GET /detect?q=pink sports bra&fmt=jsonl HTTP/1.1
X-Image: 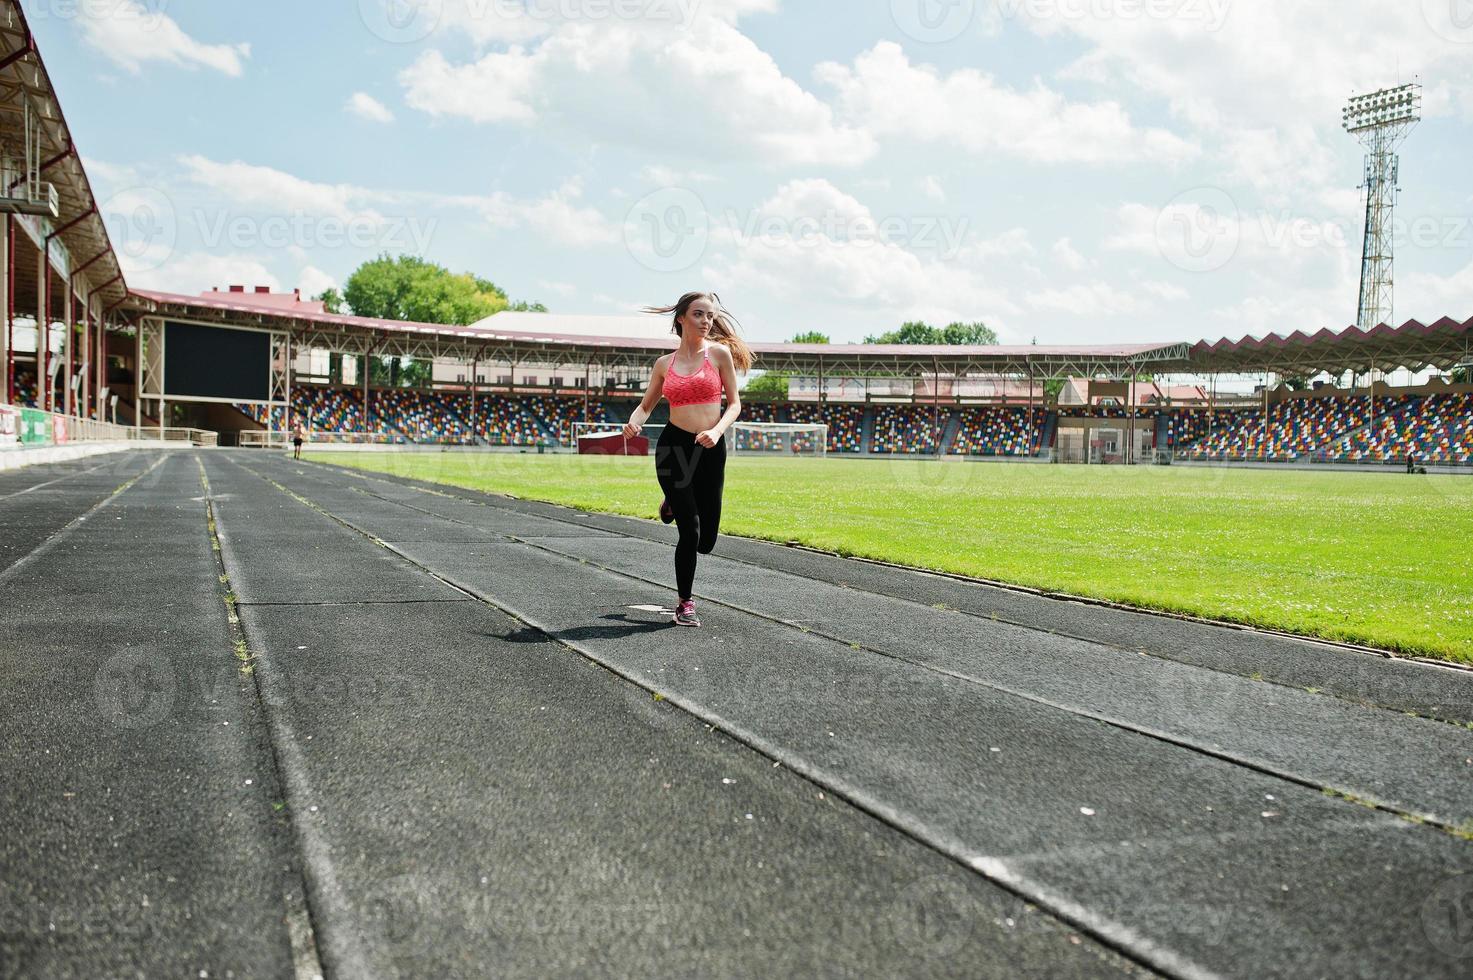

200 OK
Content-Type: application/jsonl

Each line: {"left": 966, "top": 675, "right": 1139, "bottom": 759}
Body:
{"left": 663, "top": 347, "right": 723, "bottom": 408}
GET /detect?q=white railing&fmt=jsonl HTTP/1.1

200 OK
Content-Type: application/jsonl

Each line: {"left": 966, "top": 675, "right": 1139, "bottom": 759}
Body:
{"left": 1, "top": 404, "right": 141, "bottom": 447}
{"left": 139, "top": 427, "right": 218, "bottom": 447}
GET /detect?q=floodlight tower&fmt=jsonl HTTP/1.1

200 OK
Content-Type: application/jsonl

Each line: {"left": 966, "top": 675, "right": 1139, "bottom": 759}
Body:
{"left": 1342, "top": 83, "right": 1421, "bottom": 332}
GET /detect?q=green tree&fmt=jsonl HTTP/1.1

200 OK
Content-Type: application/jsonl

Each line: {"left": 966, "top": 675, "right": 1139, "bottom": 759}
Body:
{"left": 315, "top": 288, "right": 345, "bottom": 314}
{"left": 745, "top": 331, "right": 830, "bottom": 398}
{"left": 1451, "top": 366, "right": 1469, "bottom": 385}
{"left": 940, "top": 321, "right": 998, "bottom": 345}
{"left": 864, "top": 320, "right": 997, "bottom": 345}
{"left": 742, "top": 372, "right": 790, "bottom": 398}
{"left": 342, "top": 254, "right": 544, "bottom": 326}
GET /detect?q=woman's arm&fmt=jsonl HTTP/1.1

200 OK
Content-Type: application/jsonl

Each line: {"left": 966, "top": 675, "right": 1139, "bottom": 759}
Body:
{"left": 622, "top": 357, "right": 667, "bottom": 438}
{"left": 698, "top": 345, "right": 742, "bottom": 447}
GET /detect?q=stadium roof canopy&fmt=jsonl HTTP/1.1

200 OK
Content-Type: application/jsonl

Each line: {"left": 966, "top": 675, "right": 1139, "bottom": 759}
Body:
{"left": 0, "top": 0, "right": 128, "bottom": 311}
{"left": 1186, "top": 317, "right": 1473, "bottom": 376}
{"left": 127, "top": 288, "right": 1192, "bottom": 379}
{"left": 128, "top": 289, "right": 1472, "bottom": 380}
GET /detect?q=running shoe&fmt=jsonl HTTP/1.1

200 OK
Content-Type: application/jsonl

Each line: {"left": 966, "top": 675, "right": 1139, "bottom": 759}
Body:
{"left": 659, "top": 499, "right": 675, "bottom": 524}
{"left": 673, "top": 599, "right": 700, "bottom": 627}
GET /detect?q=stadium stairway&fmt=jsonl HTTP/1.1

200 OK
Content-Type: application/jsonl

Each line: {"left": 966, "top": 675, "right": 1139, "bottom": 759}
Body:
{"left": 858, "top": 405, "right": 876, "bottom": 454}
{"left": 1038, "top": 410, "right": 1057, "bottom": 454}
{"left": 938, "top": 412, "right": 962, "bottom": 455}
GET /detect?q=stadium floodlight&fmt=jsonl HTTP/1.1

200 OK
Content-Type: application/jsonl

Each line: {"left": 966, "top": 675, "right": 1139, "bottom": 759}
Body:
{"left": 1342, "top": 82, "right": 1421, "bottom": 333}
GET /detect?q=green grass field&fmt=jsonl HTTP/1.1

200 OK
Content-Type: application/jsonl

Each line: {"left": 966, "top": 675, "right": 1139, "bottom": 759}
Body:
{"left": 308, "top": 451, "right": 1473, "bottom": 663}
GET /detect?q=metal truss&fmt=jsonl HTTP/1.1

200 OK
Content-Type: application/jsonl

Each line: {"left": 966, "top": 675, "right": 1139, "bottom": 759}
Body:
{"left": 137, "top": 316, "right": 163, "bottom": 400}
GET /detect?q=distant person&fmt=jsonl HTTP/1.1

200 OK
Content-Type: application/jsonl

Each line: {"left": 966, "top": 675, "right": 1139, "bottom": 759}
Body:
{"left": 623, "top": 292, "right": 751, "bottom": 627}
{"left": 1406, "top": 451, "right": 1415, "bottom": 474}
{"left": 292, "top": 428, "right": 304, "bottom": 460}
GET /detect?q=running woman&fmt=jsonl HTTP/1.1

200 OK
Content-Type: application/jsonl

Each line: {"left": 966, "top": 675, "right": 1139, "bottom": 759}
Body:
{"left": 623, "top": 292, "right": 752, "bottom": 627}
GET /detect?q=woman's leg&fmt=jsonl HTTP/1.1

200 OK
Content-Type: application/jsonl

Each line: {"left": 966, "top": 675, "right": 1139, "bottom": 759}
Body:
{"left": 656, "top": 429, "right": 702, "bottom": 600}
{"left": 693, "top": 435, "right": 726, "bottom": 555}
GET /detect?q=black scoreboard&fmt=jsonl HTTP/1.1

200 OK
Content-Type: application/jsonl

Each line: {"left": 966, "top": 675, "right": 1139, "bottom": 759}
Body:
{"left": 163, "top": 321, "right": 271, "bottom": 401}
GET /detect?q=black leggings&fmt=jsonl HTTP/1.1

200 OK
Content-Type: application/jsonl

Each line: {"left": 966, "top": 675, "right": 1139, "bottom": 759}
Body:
{"left": 656, "top": 424, "right": 726, "bottom": 600}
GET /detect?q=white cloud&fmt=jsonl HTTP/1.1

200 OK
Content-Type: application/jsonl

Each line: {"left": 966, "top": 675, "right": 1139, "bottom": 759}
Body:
{"left": 1026, "top": 281, "right": 1142, "bottom": 317}
{"left": 297, "top": 265, "right": 338, "bottom": 300}
{"left": 1017, "top": 2, "right": 1473, "bottom": 202}
{"left": 1051, "top": 237, "right": 1089, "bottom": 271}
{"left": 474, "top": 178, "right": 619, "bottom": 247}
{"left": 346, "top": 92, "right": 395, "bottom": 124}
{"left": 1140, "top": 279, "right": 1190, "bottom": 303}
{"left": 180, "top": 156, "right": 376, "bottom": 222}
{"left": 401, "top": 16, "right": 874, "bottom": 167}
{"left": 538, "top": 279, "right": 578, "bottom": 297}
{"left": 76, "top": 1, "right": 249, "bottom": 76}
{"left": 919, "top": 175, "right": 946, "bottom": 202}
{"left": 130, "top": 252, "right": 278, "bottom": 294}
{"left": 815, "top": 42, "right": 1198, "bottom": 165}
{"left": 703, "top": 178, "right": 1018, "bottom": 332}
{"left": 1402, "top": 259, "right": 1473, "bottom": 324}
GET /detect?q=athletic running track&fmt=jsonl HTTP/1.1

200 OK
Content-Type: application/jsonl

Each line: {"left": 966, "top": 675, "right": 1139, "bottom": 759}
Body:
{"left": 2, "top": 449, "right": 1472, "bottom": 978}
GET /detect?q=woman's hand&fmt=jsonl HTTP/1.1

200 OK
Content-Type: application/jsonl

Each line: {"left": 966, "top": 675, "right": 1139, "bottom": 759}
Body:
{"left": 696, "top": 429, "right": 718, "bottom": 448}
{"left": 622, "top": 421, "right": 642, "bottom": 439}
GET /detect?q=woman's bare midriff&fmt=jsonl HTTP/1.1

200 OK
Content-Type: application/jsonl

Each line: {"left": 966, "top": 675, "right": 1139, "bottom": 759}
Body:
{"left": 667, "top": 403, "right": 723, "bottom": 435}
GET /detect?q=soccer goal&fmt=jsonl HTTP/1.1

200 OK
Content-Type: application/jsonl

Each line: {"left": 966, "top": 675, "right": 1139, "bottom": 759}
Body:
{"left": 729, "top": 421, "right": 827, "bottom": 457}
{"left": 570, "top": 420, "right": 827, "bottom": 457}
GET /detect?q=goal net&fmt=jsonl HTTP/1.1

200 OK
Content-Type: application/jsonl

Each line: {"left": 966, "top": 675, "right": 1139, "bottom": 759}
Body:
{"left": 730, "top": 421, "right": 827, "bottom": 457}
{"left": 570, "top": 421, "right": 827, "bottom": 456}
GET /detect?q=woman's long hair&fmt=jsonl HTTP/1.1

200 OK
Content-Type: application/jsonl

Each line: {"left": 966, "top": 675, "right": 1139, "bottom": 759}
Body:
{"left": 642, "top": 292, "right": 754, "bottom": 373}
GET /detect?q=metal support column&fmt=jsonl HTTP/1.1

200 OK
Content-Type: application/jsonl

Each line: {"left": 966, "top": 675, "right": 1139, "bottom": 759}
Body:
{"left": 37, "top": 245, "right": 47, "bottom": 411}
{"left": 932, "top": 354, "right": 941, "bottom": 458}
{"left": 470, "top": 356, "right": 478, "bottom": 442}
{"left": 0, "top": 217, "right": 7, "bottom": 405}
{"left": 62, "top": 280, "right": 73, "bottom": 417}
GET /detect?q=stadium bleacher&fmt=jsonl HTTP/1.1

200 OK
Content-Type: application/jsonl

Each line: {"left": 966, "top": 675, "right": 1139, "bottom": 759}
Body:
{"left": 949, "top": 406, "right": 1041, "bottom": 456}
{"left": 220, "top": 384, "right": 1473, "bottom": 463}
{"left": 1174, "top": 396, "right": 1416, "bottom": 460}
{"left": 870, "top": 405, "right": 941, "bottom": 454}
{"left": 789, "top": 402, "right": 864, "bottom": 453}
{"left": 1332, "top": 393, "right": 1473, "bottom": 463}
{"left": 13, "top": 370, "right": 38, "bottom": 408}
